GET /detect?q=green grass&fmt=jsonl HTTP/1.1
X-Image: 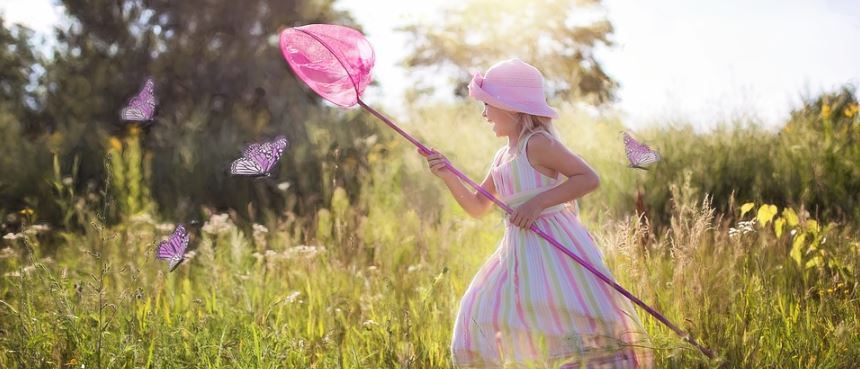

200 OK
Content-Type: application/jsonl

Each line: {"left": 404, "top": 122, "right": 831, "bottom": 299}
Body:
{"left": 1, "top": 103, "right": 859, "bottom": 368}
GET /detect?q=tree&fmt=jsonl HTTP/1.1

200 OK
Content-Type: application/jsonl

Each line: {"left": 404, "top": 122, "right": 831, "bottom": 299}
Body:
{"left": 24, "top": 0, "right": 382, "bottom": 226}
{"left": 0, "top": 16, "right": 40, "bottom": 131}
{"left": 401, "top": 0, "right": 617, "bottom": 106}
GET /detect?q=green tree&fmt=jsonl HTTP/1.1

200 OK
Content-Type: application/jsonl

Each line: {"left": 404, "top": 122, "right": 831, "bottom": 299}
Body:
{"left": 30, "top": 0, "right": 382, "bottom": 225}
{"left": 401, "top": 0, "right": 617, "bottom": 106}
{"left": 0, "top": 17, "right": 40, "bottom": 122}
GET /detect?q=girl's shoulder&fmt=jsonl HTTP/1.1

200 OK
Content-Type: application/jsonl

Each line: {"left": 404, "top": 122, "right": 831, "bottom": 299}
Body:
{"left": 522, "top": 130, "right": 563, "bottom": 154}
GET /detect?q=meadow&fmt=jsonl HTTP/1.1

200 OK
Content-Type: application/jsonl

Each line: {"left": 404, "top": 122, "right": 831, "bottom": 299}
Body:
{"left": 1, "top": 101, "right": 860, "bottom": 368}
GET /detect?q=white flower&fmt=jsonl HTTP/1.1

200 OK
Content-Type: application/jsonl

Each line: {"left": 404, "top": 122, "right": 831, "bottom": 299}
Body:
{"left": 277, "top": 182, "right": 291, "bottom": 192}
{"left": 252, "top": 224, "right": 268, "bottom": 235}
{"left": 285, "top": 291, "right": 301, "bottom": 304}
{"left": 202, "top": 213, "right": 233, "bottom": 235}
{"left": 0, "top": 247, "right": 17, "bottom": 259}
{"left": 362, "top": 319, "right": 378, "bottom": 329}
{"left": 23, "top": 224, "right": 50, "bottom": 235}
{"left": 252, "top": 224, "right": 268, "bottom": 247}
{"left": 62, "top": 177, "right": 73, "bottom": 186}
{"left": 729, "top": 220, "right": 756, "bottom": 238}
{"left": 284, "top": 245, "right": 325, "bottom": 260}
{"left": 3, "top": 233, "right": 22, "bottom": 241}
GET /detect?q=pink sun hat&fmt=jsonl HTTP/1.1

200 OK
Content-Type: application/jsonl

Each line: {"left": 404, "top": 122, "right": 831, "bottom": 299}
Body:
{"left": 468, "top": 58, "right": 559, "bottom": 119}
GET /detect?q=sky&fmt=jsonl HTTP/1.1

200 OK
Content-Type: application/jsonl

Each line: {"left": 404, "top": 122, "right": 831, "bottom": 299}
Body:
{"left": 2, "top": 0, "right": 859, "bottom": 130}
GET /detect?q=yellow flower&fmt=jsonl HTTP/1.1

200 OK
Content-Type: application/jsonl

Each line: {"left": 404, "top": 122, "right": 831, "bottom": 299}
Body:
{"left": 844, "top": 103, "right": 859, "bottom": 118}
{"left": 820, "top": 103, "right": 831, "bottom": 120}
{"left": 109, "top": 137, "right": 122, "bottom": 151}
{"left": 129, "top": 125, "right": 141, "bottom": 137}
{"left": 18, "top": 208, "right": 34, "bottom": 217}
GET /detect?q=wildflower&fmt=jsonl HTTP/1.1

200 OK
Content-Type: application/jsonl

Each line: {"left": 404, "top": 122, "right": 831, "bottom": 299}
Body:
{"left": 285, "top": 291, "right": 301, "bottom": 304}
{"left": 253, "top": 223, "right": 268, "bottom": 236}
{"left": 3, "top": 233, "right": 22, "bottom": 241}
{"left": 284, "top": 245, "right": 325, "bottom": 260}
{"left": 277, "top": 182, "right": 291, "bottom": 192}
{"left": 23, "top": 224, "right": 50, "bottom": 236}
{"left": 362, "top": 319, "right": 378, "bottom": 330}
{"left": 62, "top": 177, "right": 73, "bottom": 186}
{"left": 202, "top": 213, "right": 233, "bottom": 236}
{"left": 108, "top": 137, "right": 123, "bottom": 151}
{"left": 252, "top": 224, "right": 268, "bottom": 248}
{"left": 728, "top": 220, "right": 756, "bottom": 238}
{"left": 821, "top": 103, "right": 832, "bottom": 120}
{"left": 844, "top": 103, "right": 859, "bottom": 118}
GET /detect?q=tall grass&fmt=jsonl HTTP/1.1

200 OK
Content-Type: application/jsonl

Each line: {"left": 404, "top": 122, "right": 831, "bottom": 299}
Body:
{"left": 1, "top": 103, "right": 859, "bottom": 368}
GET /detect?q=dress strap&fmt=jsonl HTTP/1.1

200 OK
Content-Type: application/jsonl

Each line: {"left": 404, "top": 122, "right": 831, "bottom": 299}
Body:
{"left": 517, "top": 129, "right": 553, "bottom": 155}
{"left": 491, "top": 146, "right": 506, "bottom": 168}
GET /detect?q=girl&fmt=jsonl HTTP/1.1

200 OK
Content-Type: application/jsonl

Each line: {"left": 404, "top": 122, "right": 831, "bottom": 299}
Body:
{"left": 421, "top": 59, "right": 652, "bottom": 368}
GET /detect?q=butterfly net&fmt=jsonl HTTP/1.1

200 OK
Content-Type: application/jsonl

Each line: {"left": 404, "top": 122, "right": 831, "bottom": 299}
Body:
{"left": 279, "top": 24, "right": 375, "bottom": 107}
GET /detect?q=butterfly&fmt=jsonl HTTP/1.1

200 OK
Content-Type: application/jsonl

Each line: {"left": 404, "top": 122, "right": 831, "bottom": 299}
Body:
{"left": 156, "top": 224, "right": 189, "bottom": 272}
{"left": 623, "top": 132, "right": 661, "bottom": 170}
{"left": 120, "top": 78, "right": 157, "bottom": 122}
{"left": 230, "top": 136, "right": 290, "bottom": 177}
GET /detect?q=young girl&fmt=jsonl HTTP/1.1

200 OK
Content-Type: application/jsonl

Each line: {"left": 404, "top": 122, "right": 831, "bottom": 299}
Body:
{"left": 421, "top": 59, "right": 652, "bottom": 368}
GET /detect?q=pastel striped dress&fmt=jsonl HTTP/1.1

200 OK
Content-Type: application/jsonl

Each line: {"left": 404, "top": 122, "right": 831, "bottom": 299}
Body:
{"left": 451, "top": 131, "right": 653, "bottom": 369}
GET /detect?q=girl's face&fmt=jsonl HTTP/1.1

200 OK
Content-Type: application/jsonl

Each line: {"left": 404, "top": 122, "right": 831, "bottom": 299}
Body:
{"left": 482, "top": 102, "right": 519, "bottom": 137}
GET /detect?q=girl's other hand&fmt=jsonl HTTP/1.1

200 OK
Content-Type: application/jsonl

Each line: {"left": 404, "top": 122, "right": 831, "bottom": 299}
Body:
{"left": 418, "top": 148, "right": 455, "bottom": 180}
{"left": 510, "top": 197, "right": 545, "bottom": 229}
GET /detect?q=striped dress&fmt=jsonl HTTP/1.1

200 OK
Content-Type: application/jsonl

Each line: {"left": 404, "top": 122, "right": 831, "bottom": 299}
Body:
{"left": 451, "top": 131, "right": 653, "bottom": 369}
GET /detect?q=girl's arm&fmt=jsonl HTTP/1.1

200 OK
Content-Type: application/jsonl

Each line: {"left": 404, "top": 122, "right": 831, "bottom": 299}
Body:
{"left": 419, "top": 149, "right": 496, "bottom": 218}
{"left": 509, "top": 134, "right": 600, "bottom": 228}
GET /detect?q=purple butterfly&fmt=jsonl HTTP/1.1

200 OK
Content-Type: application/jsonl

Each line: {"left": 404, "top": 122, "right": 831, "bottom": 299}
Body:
{"left": 623, "top": 132, "right": 661, "bottom": 170}
{"left": 156, "top": 224, "right": 189, "bottom": 272}
{"left": 120, "top": 78, "right": 157, "bottom": 121}
{"left": 230, "top": 136, "right": 289, "bottom": 177}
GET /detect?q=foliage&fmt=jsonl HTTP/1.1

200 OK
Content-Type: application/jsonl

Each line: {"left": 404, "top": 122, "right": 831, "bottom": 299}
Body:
{"left": 400, "top": 0, "right": 617, "bottom": 105}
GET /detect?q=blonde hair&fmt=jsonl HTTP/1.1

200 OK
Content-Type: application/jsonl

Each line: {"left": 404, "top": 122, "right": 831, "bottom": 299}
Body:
{"left": 514, "top": 112, "right": 559, "bottom": 142}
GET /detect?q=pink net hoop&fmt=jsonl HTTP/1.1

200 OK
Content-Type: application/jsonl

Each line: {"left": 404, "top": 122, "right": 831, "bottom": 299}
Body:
{"left": 279, "top": 24, "right": 375, "bottom": 107}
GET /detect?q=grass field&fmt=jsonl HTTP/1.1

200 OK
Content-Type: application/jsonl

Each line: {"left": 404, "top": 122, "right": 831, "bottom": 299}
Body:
{"left": 2, "top": 104, "right": 859, "bottom": 368}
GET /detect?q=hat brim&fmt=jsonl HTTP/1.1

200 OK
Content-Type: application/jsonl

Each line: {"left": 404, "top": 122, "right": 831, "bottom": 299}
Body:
{"left": 468, "top": 72, "right": 559, "bottom": 119}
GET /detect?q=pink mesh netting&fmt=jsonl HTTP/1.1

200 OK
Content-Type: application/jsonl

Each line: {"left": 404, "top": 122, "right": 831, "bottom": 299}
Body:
{"left": 279, "top": 24, "right": 375, "bottom": 107}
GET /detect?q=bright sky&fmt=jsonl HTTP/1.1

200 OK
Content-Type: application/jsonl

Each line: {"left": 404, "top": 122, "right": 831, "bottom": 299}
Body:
{"left": 2, "top": 0, "right": 859, "bottom": 130}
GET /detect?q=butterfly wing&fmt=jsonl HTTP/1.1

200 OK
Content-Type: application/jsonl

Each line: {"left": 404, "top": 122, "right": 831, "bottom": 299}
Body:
{"left": 623, "top": 132, "right": 661, "bottom": 169}
{"left": 230, "top": 157, "right": 264, "bottom": 176}
{"left": 231, "top": 143, "right": 265, "bottom": 176}
{"left": 121, "top": 78, "right": 157, "bottom": 121}
{"left": 258, "top": 136, "right": 289, "bottom": 174}
{"left": 231, "top": 137, "right": 289, "bottom": 177}
{"left": 156, "top": 224, "right": 189, "bottom": 272}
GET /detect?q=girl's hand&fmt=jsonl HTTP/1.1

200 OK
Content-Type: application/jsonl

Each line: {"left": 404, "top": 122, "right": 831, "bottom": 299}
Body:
{"left": 418, "top": 148, "right": 456, "bottom": 180}
{"left": 510, "top": 197, "right": 546, "bottom": 229}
